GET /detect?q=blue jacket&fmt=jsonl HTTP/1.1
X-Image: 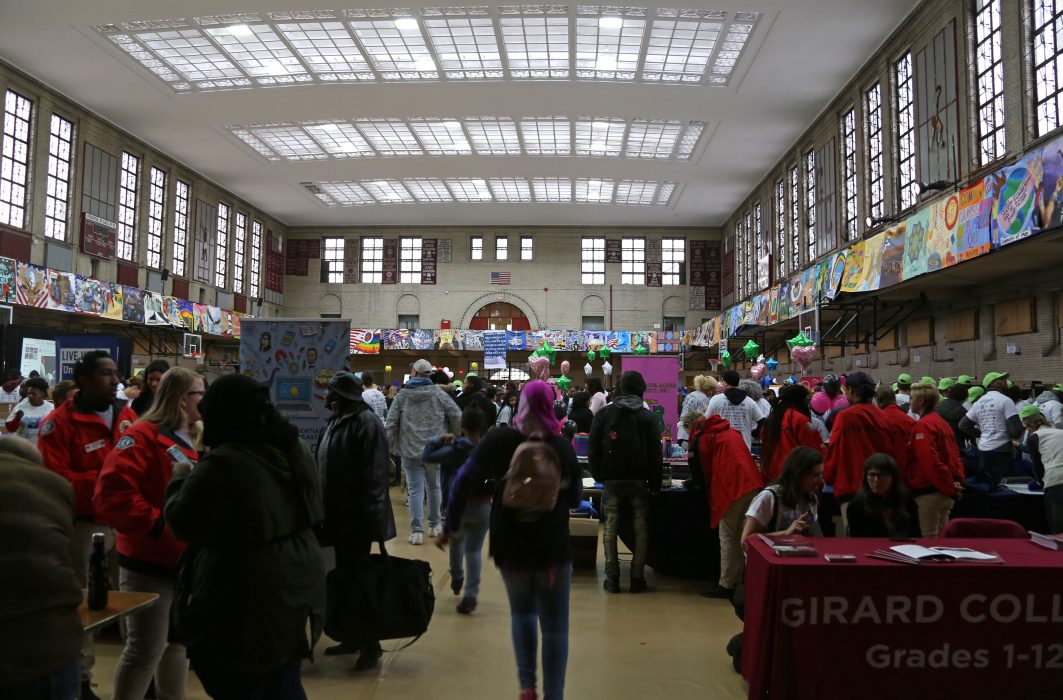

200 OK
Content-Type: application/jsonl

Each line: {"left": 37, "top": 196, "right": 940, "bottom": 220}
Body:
{"left": 422, "top": 436, "right": 476, "bottom": 471}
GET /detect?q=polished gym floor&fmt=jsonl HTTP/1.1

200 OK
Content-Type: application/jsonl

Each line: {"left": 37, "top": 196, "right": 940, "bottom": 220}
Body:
{"left": 91, "top": 490, "right": 746, "bottom": 699}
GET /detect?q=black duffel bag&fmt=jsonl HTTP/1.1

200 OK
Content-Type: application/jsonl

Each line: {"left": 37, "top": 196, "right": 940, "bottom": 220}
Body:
{"left": 325, "top": 541, "right": 434, "bottom": 645}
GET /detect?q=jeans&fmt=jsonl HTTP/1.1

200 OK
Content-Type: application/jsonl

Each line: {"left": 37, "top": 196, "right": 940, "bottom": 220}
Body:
{"left": 0, "top": 659, "right": 79, "bottom": 700}
{"left": 194, "top": 660, "right": 305, "bottom": 700}
{"left": 500, "top": 566, "right": 572, "bottom": 700}
{"left": 403, "top": 457, "right": 441, "bottom": 533}
{"left": 979, "top": 449, "right": 1014, "bottom": 486}
{"left": 112, "top": 568, "right": 188, "bottom": 700}
{"left": 1045, "top": 484, "right": 1063, "bottom": 535}
{"left": 602, "top": 481, "right": 649, "bottom": 579}
{"left": 71, "top": 521, "right": 114, "bottom": 682}
{"left": 448, "top": 499, "right": 491, "bottom": 598}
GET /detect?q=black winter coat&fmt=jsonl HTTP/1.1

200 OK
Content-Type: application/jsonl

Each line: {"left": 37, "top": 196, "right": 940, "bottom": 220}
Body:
{"left": 588, "top": 395, "right": 663, "bottom": 484}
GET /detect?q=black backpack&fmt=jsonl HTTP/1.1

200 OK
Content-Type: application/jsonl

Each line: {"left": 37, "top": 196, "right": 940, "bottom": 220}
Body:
{"left": 600, "top": 407, "right": 649, "bottom": 481}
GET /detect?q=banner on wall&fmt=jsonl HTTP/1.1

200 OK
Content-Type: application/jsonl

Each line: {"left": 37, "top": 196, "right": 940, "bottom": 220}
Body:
{"left": 350, "top": 329, "right": 381, "bottom": 354}
{"left": 56, "top": 335, "right": 120, "bottom": 382}
{"left": 988, "top": 150, "right": 1042, "bottom": 248}
{"left": 706, "top": 240, "right": 722, "bottom": 309}
{"left": 915, "top": 20, "right": 960, "bottom": 185}
{"left": 483, "top": 331, "right": 507, "bottom": 370}
{"left": 623, "top": 355, "right": 680, "bottom": 442}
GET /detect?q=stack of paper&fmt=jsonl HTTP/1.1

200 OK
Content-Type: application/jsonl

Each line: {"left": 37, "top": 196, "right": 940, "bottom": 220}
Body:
{"left": 869, "top": 545, "right": 1001, "bottom": 565}
{"left": 1030, "top": 532, "right": 1063, "bottom": 550}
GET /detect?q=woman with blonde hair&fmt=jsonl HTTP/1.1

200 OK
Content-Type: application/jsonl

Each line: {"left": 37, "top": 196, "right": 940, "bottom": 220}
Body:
{"left": 93, "top": 367, "right": 203, "bottom": 700}
{"left": 677, "top": 375, "right": 718, "bottom": 446}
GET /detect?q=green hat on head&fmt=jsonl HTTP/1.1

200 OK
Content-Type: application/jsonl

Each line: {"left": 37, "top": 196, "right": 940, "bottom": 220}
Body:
{"left": 1053, "top": 383, "right": 1063, "bottom": 394}
{"left": 957, "top": 375, "right": 975, "bottom": 386}
{"left": 983, "top": 371, "right": 1009, "bottom": 388}
{"left": 452, "top": 380, "right": 463, "bottom": 388}
{"left": 1020, "top": 405, "right": 1044, "bottom": 421}
{"left": 968, "top": 386, "right": 985, "bottom": 402}
{"left": 897, "top": 373, "right": 913, "bottom": 386}
{"left": 919, "top": 376, "right": 936, "bottom": 387}
{"left": 1007, "top": 379, "right": 1016, "bottom": 389}
{"left": 892, "top": 383, "right": 899, "bottom": 392}
{"left": 938, "top": 377, "right": 956, "bottom": 391}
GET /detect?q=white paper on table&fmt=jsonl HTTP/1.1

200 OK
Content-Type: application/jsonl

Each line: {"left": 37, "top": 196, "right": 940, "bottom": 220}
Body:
{"left": 928, "top": 547, "right": 999, "bottom": 560}
{"left": 582, "top": 477, "right": 597, "bottom": 489}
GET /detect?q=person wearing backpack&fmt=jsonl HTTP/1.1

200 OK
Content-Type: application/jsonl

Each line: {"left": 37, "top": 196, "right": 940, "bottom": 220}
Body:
{"left": 587, "top": 370, "right": 663, "bottom": 594}
{"left": 437, "top": 380, "right": 581, "bottom": 700}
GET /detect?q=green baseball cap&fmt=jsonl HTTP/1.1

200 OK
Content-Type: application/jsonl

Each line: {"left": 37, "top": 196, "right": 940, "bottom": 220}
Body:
{"left": 919, "top": 376, "right": 936, "bottom": 387}
{"left": 1006, "top": 379, "right": 1016, "bottom": 389}
{"left": 968, "top": 386, "right": 985, "bottom": 402}
{"left": 1020, "top": 405, "right": 1044, "bottom": 421}
{"left": 957, "top": 375, "right": 975, "bottom": 386}
{"left": 897, "top": 373, "right": 913, "bottom": 385}
{"left": 983, "top": 371, "right": 1009, "bottom": 388}
{"left": 891, "top": 382, "right": 899, "bottom": 392}
{"left": 938, "top": 377, "right": 955, "bottom": 391}
{"left": 1053, "top": 383, "right": 1063, "bottom": 394}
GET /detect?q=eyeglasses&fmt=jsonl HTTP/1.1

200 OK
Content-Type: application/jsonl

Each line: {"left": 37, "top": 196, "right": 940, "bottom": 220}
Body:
{"left": 866, "top": 472, "right": 892, "bottom": 480}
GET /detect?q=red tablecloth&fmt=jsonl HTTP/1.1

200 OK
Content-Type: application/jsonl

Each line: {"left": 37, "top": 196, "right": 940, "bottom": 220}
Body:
{"left": 742, "top": 538, "right": 1063, "bottom": 699}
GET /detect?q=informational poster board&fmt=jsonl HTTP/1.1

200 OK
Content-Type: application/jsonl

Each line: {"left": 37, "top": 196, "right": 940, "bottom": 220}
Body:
{"left": 20, "top": 338, "right": 56, "bottom": 383}
{"left": 55, "top": 335, "right": 120, "bottom": 381}
{"left": 623, "top": 354, "right": 680, "bottom": 442}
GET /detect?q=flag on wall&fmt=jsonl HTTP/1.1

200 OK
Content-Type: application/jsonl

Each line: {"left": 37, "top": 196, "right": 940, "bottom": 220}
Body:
{"left": 490, "top": 271, "right": 511, "bottom": 285}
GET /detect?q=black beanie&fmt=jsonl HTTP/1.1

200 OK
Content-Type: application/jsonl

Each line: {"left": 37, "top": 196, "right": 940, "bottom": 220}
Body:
{"left": 619, "top": 370, "right": 647, "bottom": 397}
{"left": 199, "top": 373, "right": 297, "bottom": 450}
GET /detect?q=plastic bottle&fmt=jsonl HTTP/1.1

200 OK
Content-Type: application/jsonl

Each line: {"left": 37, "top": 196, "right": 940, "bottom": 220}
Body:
{"left": 87, "top": 532, "right": 108, "bottom": 611}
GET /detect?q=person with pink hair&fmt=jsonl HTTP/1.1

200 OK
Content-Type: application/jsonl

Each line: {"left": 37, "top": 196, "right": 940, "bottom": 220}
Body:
{"left": 438, "top": 380, "right": 582, "bottom": 700}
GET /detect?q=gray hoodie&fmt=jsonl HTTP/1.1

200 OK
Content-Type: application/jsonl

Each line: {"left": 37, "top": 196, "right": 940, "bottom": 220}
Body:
{"left": 385, "top": 377, "right": 462, "bottom": 459}
{"left": 1034, "top": 391, "right": 1063, "bottom": 428}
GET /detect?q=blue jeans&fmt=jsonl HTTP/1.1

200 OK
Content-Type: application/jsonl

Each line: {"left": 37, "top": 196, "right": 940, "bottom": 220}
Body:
{"left": 1045, "top": 484, "right": 1063, "bottom": 535}
{"left": 0, "top": 659, "right": 79, "bottom": 700}
{"left": 403, "top": 457, "right": 441, "bottom": 533}
{"left": 500, "top": 565, "right": 572, "bottom": 700}
{"left": 449, "top": 499, "right": 491, "bottom": 598}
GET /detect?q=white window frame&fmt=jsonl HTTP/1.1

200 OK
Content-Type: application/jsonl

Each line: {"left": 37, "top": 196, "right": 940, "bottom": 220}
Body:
{"left": 233, "top": 212, "right": 247, "bottom": 294}
{"left": 774, "top": 178, "right": 786, "bottom": 279}
{"left": 1033, "top": 0, "right": 1063, "bottom": 136}
{"left": 788, "top": 164, "right": 800, "bottom": 272}
{"left": 621, "top": 237, "right": 645, "bottom": 285}
{"left": 495, "top": 234, "right": 508, "bottom": 261}
{"left": 895, "top": 51, "right": 917, "bottom": 210}
{"left": 470, "top": 235, "right": 483, "bottom": 260}
{"left": 581, "top": 237, "right": 605, "bottom": 285}
{"left": 841, "top": 108, "right": 858, "bottom": 242}
{"left": 974, "top": 0, "right": 1005, "bottom": 165}
{"left": 361, "top": 236, "right": 383, "bottom": 283}
{"left": 520, "top": 235, "right": 533, "bottom": 261}
{"left": 44, "top": 113, "right": 74, "bottom": 241}
{"left": 865, "top": 82, "right": 884, "bottom": 221}
{"left": 172, "top": 179, "right": 190, "bottom": 277}
{"left": 215, "top": 202, "right": 229, "bottom": 288}
{"left": 804, "top": 149, "right": 816, "bottom": 263}
{"left": 0, "top": 89, "right": 33, "bottom": 230}
{"left": 662, "top": 237, "right": 684, "bottom": 286}
{"left": 399, "top": 236, "right": 422, "bottom": 283}
{"left": 322, "top": 236, "right": 344, "bottom": 283}
{"left": 117, "top": 152, "right": 139, "bottom": 261}
{"left": 146, "top": 166, "right": 167, "bottom": 270}
{"left": 249, "top": 220, "right": 263, "bottom": 298}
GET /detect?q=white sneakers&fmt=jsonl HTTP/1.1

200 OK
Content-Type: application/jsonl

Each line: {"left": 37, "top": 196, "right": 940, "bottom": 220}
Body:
{"left": 408, "top": 532, "right": 423, "bottom": 545}
{"left": 428, "top": 526, "right": 442, "bottom": 537}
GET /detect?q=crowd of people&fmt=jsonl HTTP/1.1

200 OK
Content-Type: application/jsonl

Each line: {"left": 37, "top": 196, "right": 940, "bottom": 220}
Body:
{"left": 3, "top": 350, "right": 1061, "bottom": 700}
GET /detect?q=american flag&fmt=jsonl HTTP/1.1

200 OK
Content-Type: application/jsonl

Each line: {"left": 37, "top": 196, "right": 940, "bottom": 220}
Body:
{"left": 490, "top": 271, "right": 511, "bottom": 285}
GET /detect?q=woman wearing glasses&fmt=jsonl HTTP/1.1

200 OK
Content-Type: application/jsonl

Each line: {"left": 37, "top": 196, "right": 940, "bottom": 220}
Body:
{"left": 93, "top": 367, "right": 203, "bottom": 700}
{"left": 845, "top": 454, "right": 913, "bottom": 538}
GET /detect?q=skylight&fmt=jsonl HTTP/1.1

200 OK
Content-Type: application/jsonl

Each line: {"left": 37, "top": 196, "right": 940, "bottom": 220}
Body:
{"left": 642, "top": 10, "right": 724, "bottom": 82}
{"left": 276, "top": 20, "right": 375, "bottom": 79}
{"left": 498, "top": 12, "right": 570, "bottom": 78}
{"left": 409, "top": 119, "right": 473, "bottom": 154}
{"left": 464, "top": 117, "right": 523, "bottom": 155}
{"left": 446, "top": 178, "right": 494, "bottom": 202}
{"left": 489, "top": 177, "right": 533, "bottom": 202}
{"left": 576, "top": 177, "right": 616, "bottom": 203}
{"left": 312, "top": 181, "right": 375, "bottom": 205}
{"left": 574, "top": 11, "right": 647, "bottom": 80}
{"left": 676, "top": 120, "right": 705, "bottom": 159}
{"left": 520, "top": 118, "right": 571, "bottom": 155}
{"left": 304, "top": 122, "right": 375, "bottom": 156}
{"left": 656, "top": 181, "right": 677, "bottom": 205}
{"left": 424, "top": 17, "right": 504, "bottom": 79}
{"left": 616, "top": 179, "right": 660, "bottom": 205}
{"left": 252, "top": 125, "right": 327, "bottom": 160}
{"left": 129, "top": 29, "right": 244, "bottom": 84}
{"left": 533, "top": 177, "right": 573, "bottom": 202}
{"left": 206, "top": 23, "right": 309, "bottom": 84}
{"left": 349, "top": 15, "right": 438, "bottom": 79}
{"left": 362, "top": 179, "right": 415, "bottom": 203}
{"left": 354, "top": 119, "right": 425, "bottom": 155}
{"left": 405, "top": 178, "right": 454, "bottom": 202}
{"left": 575, "top": 118, "right": 627, "bottom": 156}
{"left": 625, "top": 119, "right": 683, "bottom": 159}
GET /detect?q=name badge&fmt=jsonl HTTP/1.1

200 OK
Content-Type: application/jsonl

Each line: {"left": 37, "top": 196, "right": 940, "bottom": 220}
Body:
{"left": 84, "top": 439, "right": 107, "bottom": 453}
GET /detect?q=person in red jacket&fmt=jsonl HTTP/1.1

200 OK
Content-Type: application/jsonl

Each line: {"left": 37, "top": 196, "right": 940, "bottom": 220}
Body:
{"left": 907, "top": 382, "right": 965, "bottom": 536}
{"left": 760, "top": 384, "right": 824, "bottom": 480}
{"left": 875, "top": 385, "right": 917, "bottom": 479}
{"left": 824, "top": 371, "right": 891, "bottom": 533}
{"left": 37, "top": 350, "right": 137, "bottom": 698}
{"left": 94, "top": 366, "right": 202, "bottom": 700}
{"left": 689, "top": 414, "right": 766, "bottom": 598}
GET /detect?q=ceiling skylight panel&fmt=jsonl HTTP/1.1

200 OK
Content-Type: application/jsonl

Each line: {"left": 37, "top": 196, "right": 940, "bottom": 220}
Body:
{"left": 575, "top": 14, "right": 646, "bottom": 80}
{"left": 317, "top": 181, "right": 374, "bottom": 205}
{"left": 616, "top": 180, "right": 659, "bottom": 205}
{"left": 105, "top": 33, "right": 182, "bottom": 83}
{"left": 533, "top": 177, "right": 572, "bottom": 202}
{"left": 625, "top": 119, "right": 682, "bottom": 159}
{"left": 575, "top": 178, "right": 616, "bottom": 203}
{"left": 304, "top": 122, "right": 375, "bottom": 156}
{"left": 499, "top": 15, "right": 570, "bottom": 78}
{"left": 206, "top": 24, "right": 307, "bottom": 82}
{"left": 520, "top": 118, "right": 572, "bottom": 155}
{"left": 250, "top": 125, "right": 326, "bottom": 160}
{"left": 136, "top": 29, "right": 244, "bottom": 82}
{"left": 489, "top": 178, "right": 533, "bottom": 202}
{"left": 655, "top": 181, "right": 676, "bottom": 205}
{"left": 676, "top": 121, "right": 705, "bottom": 159}
{"left": 409, "top": 119, "right": 473, "bottom": 155}
{"left": 425, "top": 18, "right": 503, "bottom": 79}
{"left": 277, "top": 21, "right": 374, "bottom": 78}
{"left": 230, "top": 127, "right": 280, "bottom": 160}
{"left": 446, "top": 178, "right": 494, "bottom": 202}
{"left": 642, "top": 16, "right": 722, "bottom": 82}
{"left": 354, "top": 120, "right": 425, "bottom": 155}
{"left": 711, "top": 13, "right": 759, "bottom": 78}
{"left": 349, "top": 17, "right": 438, "bottom": 79}
{"left": 465, "top": 117, "right": 523, "bottom": 155}
{"left": 404, "top": 178, "right": 454, "bottom": 202}
{"left": 362, "top": 179, "right": 414, "bottom": 203}
{"left": 575, "top": 118, "right": 626, "bottom": 156}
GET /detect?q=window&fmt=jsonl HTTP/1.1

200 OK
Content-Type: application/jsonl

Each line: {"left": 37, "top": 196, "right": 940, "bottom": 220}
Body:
{"left": 734, "top": 215, "right": 745, "bottom": 297}
{"left": 804, "top": 150, "right": 816, "bottom": 262}
{"left": 788, "top": 164, "right": 800, "bottom": 272}
{"left": 1033, "top": 0, "right": 1063, "bottom": 136}
{"left": 865, "top": 83, "right": 884, "bottom": 221}
{"left": 495, "top": 235, "right": 508, "bottom": 261}
{"left": 662, "top": 237, "right": 684, "bottom": 285}
{"left": 44, "top": 114, "right": 74, "bottom": 240}
{"left": 249, "top": 220, "right": 263, "bottom": 298}
{"left": 582, "top": 315, "right": 605, "bottom": 330}
{"left": 215, "top": 202, "right": 229, "bottom": 287}
{"left": 841, "top": 108, "right": 858, "bottom": 241}
{"left": 744, "top": 209, "right": 754, "bottom": 295}
{"left": 581, "top": 237, "right": 605, "bottom": 285}
{"left": 146, "top": 166, "right": 166, "bottom": 269}
{"left": 774, "top": 179, "right": 786, "bottom": 278}
{"left": 172, "top": 180, "right": 190, "bottom": 276}
{"left": 621, "top": 237, "right": 645, "bottom": 285}
{"left": 361, "top": 236, "right": 382, "bottom": 283}
{"left": 974, "top": 0, "right": 1004, "bottom": 165}
{"left": 322, "top": 236, "right": 344, "bottom": 283}
{"left": 398, "top": 314, "right": 419, "bottom": 329}
{"left": 520, "top": 235, "right": 533, "bottom": 260}
{"left": 470, "top": 235, "right": 483, "bottom": 260}
{"left": 0, "top": 90, "right": 32, "bottom": 229}
{"left": 663, "top": 316, "right": 685, "bottom": 331}
{"left": 400, "top": 237, "right": 422, "bottom": 283}
{"left": 894, "top": 51, "right": 917, "bottom": 210}
{"left": 117, "top": 152, "right": 139, "bottom": 261}
{"left": 233, "top": 212, "right": 247, "bottom": 293}
{"left": 754, "top": 202, "right": 768, "bottom": 291}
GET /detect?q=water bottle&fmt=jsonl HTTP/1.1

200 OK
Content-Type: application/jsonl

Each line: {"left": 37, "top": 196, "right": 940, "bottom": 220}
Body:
{"left": 87, "top": 532, "right": 108, "bottom": 611}
{"left": 661, "top": 462, "right": 673, "bottom": 490}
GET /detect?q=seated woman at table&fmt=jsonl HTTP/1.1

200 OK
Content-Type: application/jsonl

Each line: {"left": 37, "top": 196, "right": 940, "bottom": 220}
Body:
{"left": 741, "top": 446, "right": 824, "bottom": 542}
{"left": 845, "top": 454, "right": 912, "bottom": 538}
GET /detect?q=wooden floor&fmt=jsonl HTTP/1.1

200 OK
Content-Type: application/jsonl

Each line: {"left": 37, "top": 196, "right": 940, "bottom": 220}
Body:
{"left": 90, "top": 491, "right": 747, "bottom": 699}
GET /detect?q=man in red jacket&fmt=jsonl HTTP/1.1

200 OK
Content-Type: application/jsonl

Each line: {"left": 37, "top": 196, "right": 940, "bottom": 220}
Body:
{"left": 907, "top": 382, "right": 965, "bottom": 536}
{"left": 38, "top": 350, "right": 137, "bottom": 699}
{"left": 875, "top": 385, "right": 917, "bottom": 479}
{"left": 690, "top": 414, "right": 765, "bottom": 598}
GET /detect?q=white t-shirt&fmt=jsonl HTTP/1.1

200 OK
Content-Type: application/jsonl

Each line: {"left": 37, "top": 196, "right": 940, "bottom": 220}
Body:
{"left": 6, "top": 399, "right": 54, "bottom": 444}
{"left": 756, "top": 397, "right": 772, "bottom": 418}
{"left": 965, "top": 390, "right": 1018, "bottom": 451}
{"left": 95, "top": 405, "right": 115, "bottom": 430}
{"left": 896, "top": 393, "right": 911, "bottom": 409}
{"left": 705, "top": 393, "right": 766, "bottom": 450}
{"left": 745, "top": 485, "right": 819, "bottom": 533}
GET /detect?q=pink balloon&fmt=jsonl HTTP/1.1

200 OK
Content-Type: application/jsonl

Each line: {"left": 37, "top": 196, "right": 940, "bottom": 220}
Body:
{"left": 810, "top": 391, "right": 831, "bottom": 415}
{"left": 528, "top": 355, "right": 551, "bottom": 381}
{"left": 831, "top": 395, "right": 849, "bottom": 411}
{"left": 560, "top": 360, "right": 571, "bottom": 376}
{"left": 750, "top": 362, "right": 767, "bottom": 380}
{"left": 791, "top": 345, "right": 819, "bottom": 371}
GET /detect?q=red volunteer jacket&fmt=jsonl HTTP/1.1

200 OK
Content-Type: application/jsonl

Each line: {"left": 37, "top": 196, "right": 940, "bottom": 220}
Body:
{"left": 38, "top": 398, "right": 138, "bottom": 519}
{"left": 762, "top": 409, "right": 825, "bottom": 481}
{"left": 824, "top": 403, "right": 891, "bottom": 499}
{"left": 906, "top": 412, "right": 965, "bottom": 497}
{"left": 691, "top": 415, "right": 765, "bottom": 527}
{"left": 879, "top": 404, "right": 916, "bottom": 477}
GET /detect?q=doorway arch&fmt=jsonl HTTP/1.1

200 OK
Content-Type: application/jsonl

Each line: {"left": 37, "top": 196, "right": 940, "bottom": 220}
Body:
{"left": 468, "top": 302, "right": 531, "bottom": 331}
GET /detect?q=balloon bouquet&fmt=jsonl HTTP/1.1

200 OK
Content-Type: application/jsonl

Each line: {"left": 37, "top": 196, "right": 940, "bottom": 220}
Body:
{"left": 787, "top": 331, "right": 819, "bottom": 373}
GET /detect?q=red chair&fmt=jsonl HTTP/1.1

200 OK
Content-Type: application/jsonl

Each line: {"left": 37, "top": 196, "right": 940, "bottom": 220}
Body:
{"left": 939, "top": 518, "right": 1027, "bottom": 539}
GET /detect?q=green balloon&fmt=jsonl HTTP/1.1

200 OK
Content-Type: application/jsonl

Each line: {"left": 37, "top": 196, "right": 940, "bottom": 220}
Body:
{"left": 557, "top": 376, "right": 572, "bottom": 391}
{"left": 587, "top": 350, "right": 598, "bottom": 362}
{"left": 720, "top": 350, "right": 732, "bottom": 368}
{"left": 743, "top": 339, "right": 761, "bottom": 359}
{"left": 598, "top": 347, "right": 611, "bottom": 360}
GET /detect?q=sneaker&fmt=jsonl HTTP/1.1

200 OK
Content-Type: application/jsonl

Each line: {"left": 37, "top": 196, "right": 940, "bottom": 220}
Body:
{"left": 408, "top": 532, "right": 423, "bottom": 545}
{"left": 354, "top": 642, "right": 383, "bottom": 672}
{"left": 603, "top": 576, "right": 620, "bottom": 594}
{"left": 451, "top": 576, "right": 464, "bottom": 595}
{"left": 428, "top": 525, "right": 442, "bottom": 537}
{"left": 629, "top": 577, "right": 648, "bottom": 594}
{"left": 701, "top": 584, "right": 734, "bottom": 599}
{"left": 456, "top": 597, "right": 477, "bottom": 614}
{"left": 324, "top": 641, "right": 360, "bottom": 656}
{"left": 81, "top": 681, "right": 102, "bottom": 700}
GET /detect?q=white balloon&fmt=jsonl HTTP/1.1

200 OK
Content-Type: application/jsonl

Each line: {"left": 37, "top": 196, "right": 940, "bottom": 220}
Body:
{"left": 584, "top": 363, "right": 593, "bottom": 375}
{"left": 602, "top": 360, "right": 613, "bottom": 376}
